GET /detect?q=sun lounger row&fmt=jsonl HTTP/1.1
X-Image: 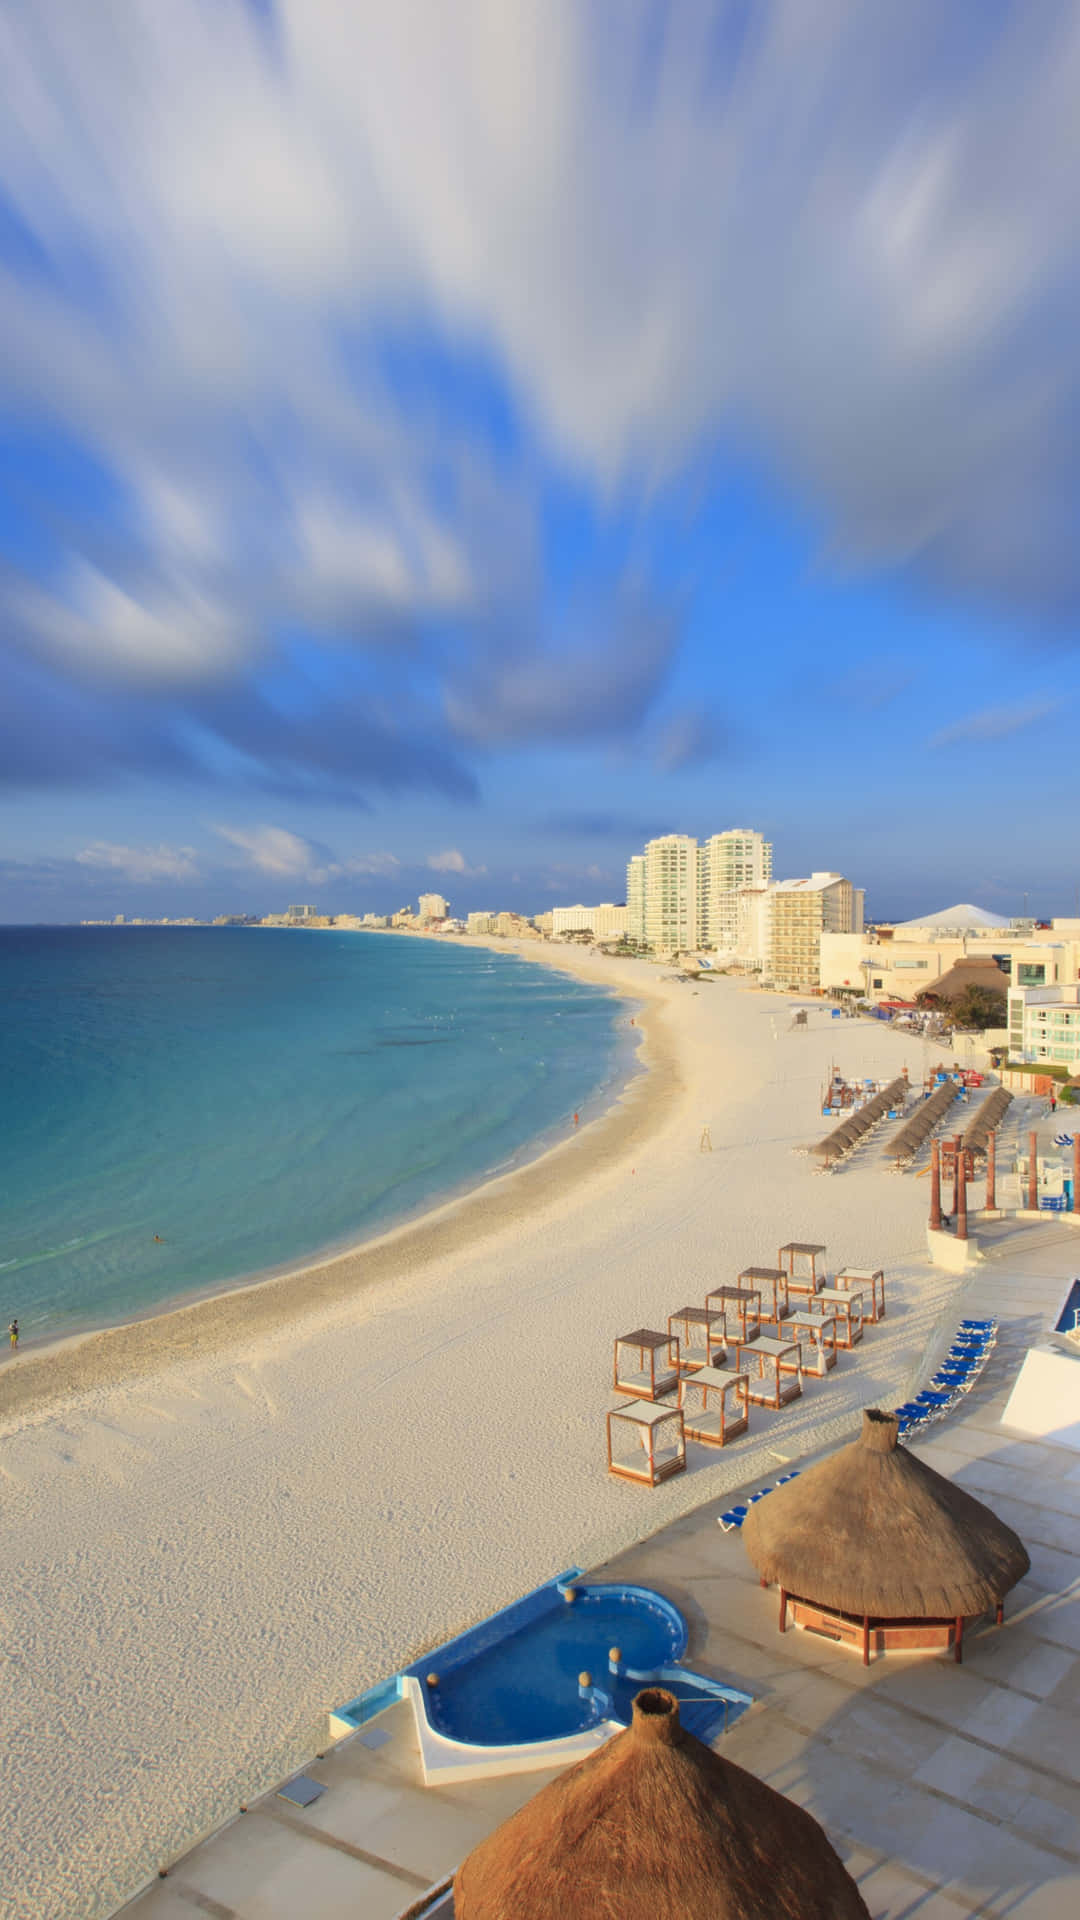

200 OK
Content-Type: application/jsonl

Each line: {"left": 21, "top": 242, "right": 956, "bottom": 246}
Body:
{"left": 717, "top": 1473, "right": 801, "bottom": 1531}
{"left": 894, "top": 1319, "right": 996, "bottom": 1438}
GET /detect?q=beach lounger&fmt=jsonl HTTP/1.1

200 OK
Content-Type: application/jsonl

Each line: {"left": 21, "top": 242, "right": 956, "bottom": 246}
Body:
{"left": 717, "top": 1505, "right": 748, "bottom": 1531}
{"left": 895, "top": 1402, "right": 930, "bottom": 1424}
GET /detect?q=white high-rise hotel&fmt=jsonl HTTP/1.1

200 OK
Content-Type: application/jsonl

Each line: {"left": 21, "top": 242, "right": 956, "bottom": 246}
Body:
{"left": 626, "top": 829, "right": 772, "bottom": 955}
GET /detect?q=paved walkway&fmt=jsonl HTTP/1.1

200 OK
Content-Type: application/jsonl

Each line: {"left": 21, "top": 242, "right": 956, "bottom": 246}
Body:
{"left": 123, "top": 1218, "right": 1080, "bottom": 1920}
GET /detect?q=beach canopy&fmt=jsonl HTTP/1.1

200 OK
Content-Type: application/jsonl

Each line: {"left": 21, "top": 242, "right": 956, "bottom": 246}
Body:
{"left": 885, "top": 1078, "right": 959, "bottom": 1163}
{"left": 741, "top": 1410, "right": 1030, "bottom": 1621}
{"left": 961, "top": 1087, "right": 1012, "bottom": 1158}
{"left": 454, "top": 1687, "right": 870, "bottom": 1920}
{"left": 811, "top": 1074, "right": 908, "bottom": 1162}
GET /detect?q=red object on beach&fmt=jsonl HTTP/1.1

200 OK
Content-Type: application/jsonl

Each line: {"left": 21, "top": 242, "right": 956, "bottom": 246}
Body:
{"left": 929, "top": 1138, "right": 942, "bottom": 1232}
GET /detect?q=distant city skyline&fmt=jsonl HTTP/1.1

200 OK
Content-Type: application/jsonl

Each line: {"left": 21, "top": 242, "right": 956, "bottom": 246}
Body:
{"left": 3, "top": 6, "right": 1080, "bottom": 925}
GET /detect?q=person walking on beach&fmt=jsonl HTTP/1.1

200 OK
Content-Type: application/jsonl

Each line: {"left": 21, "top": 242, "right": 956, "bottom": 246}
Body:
{"left": 8, "top": 1318, "right": 17, "bottom": 1351}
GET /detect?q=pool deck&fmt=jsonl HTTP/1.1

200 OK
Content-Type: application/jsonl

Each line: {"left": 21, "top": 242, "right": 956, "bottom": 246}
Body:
{"left": 121, "top": 1216, "right": 1080, "bottom": 1920}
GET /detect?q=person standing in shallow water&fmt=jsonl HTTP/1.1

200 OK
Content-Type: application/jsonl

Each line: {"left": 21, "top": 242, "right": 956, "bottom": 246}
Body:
{"left": 8, "top": 1319, "right": 17, "bottom": 1351}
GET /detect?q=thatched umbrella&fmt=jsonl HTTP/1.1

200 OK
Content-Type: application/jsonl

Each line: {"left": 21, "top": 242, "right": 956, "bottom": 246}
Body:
{"left": 454, "top": 1687, "right": 870, "bottom": 1920}
{"left": 742, "top": 1410, "right": 1029, "bottom": 1663}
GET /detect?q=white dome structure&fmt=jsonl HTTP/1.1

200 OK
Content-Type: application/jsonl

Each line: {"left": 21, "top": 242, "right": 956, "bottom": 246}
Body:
{"left": 892, "top": 903, "right": 1010, "bottom": 933}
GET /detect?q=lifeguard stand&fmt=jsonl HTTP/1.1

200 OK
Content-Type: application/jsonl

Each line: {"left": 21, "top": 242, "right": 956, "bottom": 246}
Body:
{"left": 613, "top": 1329, "right": 680, "bottom": 1400}
{"left": 606, "top": 1403, "right": 686, "bottom": 1485}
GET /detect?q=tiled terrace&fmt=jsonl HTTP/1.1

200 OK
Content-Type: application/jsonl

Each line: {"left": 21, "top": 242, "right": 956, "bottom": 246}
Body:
{"left": 123, "top": 1217, "right": 1080, "bottom": 1920}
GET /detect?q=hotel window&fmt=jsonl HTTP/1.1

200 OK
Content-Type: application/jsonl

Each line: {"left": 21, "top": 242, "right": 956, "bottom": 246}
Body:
{"left": 1017, "top": 963, "right": 1046, "bottom": 985}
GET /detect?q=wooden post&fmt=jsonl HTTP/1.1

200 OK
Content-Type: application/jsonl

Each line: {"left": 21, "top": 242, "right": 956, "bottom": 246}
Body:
{"left": 954, "top": 1615, "right": 964, "bottom": 1664}
{"left": 951, "top": 1134, "right": 963, "bottom": 1218}
{"left": 778, "top": 1589, "right": 787, "bottom": 1632}
{"left": 862, "top": 1614, "right": 871, "bottom": 1666}
{"left": 986, "top": 1129, "right": 997, "bottom": 1211}
{"left": 1028, "top": 1129, "right": 1039, "bottom": 1212}
{"left": 996, "top": 1599, "right": 1004, "bottom": 1627}
{"left": 956, "top": 1149, "right": 969, "bottom": 1241}
{"left": 929, "top": 1136, "right": 943, "bottom": 1231}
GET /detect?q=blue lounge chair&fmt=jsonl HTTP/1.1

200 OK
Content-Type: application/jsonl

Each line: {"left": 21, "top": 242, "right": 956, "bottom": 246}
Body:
{"left": 717, "top": 1505, "right": 748, "bottom": 1532}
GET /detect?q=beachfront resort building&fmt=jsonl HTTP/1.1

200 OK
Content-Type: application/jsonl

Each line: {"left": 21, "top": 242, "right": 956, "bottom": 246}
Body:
{"left": 418, "top": 892, "right": 450, "bottom": 922}
{"left": 1007, "top": 983, "right": 1080, "bottom": 1074}
{"left": 698, "top": 829, "right": 773, "bottom": 950}
{"left": 467, "top": 911, "right": 496, "bottom": 934}
{"left": 767, "top": 874, "right": 864, "bottom": 990}
{"left": 625, "top": 829, "right": 772, "bottom": 957}
{"left": 820, "top": 907, "right": 1080, "bottom": 1004}
{"left": 551, "top": 904, "right": 629, "bottom": 940}
{"left": 626, "top": 834, "right": 700, "bottom": 954}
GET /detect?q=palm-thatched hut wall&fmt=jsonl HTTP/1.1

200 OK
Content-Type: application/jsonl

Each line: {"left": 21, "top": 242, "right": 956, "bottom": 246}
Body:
{"left": 742, "top": 1409, "right": 1029, "bottom": 1664}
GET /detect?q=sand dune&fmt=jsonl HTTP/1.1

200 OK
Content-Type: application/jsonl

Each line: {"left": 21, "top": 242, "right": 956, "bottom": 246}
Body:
{"left": 0, "top": 951, "right": 960, "bottom": 1920}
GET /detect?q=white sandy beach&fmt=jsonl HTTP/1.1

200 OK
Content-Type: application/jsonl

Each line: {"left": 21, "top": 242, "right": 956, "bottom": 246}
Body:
{"left": 0, "top": 949, "right": 985, "bottom": 1920}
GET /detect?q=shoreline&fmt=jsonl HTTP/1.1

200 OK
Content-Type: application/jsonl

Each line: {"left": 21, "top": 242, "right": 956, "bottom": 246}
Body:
{"left": 2, "top": 950, "right": 949, "bottom": 1920}
{"left": 0, "top": 941, "right": 676, "bottom": 1425}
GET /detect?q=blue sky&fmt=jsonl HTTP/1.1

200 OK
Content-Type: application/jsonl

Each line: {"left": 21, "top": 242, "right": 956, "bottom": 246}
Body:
{"left": 2, "top": 0, "right": 1079, "bottom": 924}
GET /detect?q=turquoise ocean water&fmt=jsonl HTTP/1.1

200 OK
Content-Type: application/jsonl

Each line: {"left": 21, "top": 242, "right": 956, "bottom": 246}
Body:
{"left": 0, "top": 928, "right": 630, "bottom": 1342}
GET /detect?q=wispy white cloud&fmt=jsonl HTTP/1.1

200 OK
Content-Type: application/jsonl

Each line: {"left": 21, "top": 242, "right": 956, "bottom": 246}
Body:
{"left": 426, "top": 848, "right": 487, "bottom": 876}
{"left": 929, "top": 697, "right": 1060, "bottom": 749}
{"left": 213, "top": 823, "right": 327, "bottom": 878}
{"left": 4, "top": 0, "right": 1080, "bottom": 818}
{"left": 75, "top": 841, "right": 199, "bottom": 883}
{"left": 343, "top": 851, "right": 401, "bottom": 877}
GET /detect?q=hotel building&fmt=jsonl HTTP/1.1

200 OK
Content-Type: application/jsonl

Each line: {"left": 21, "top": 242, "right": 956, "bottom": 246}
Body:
{"left": 1008, "top": 984, "right": 1080, "bottom": 1074}
{"left": 767, "top": 874, "right": 864, "bottom": 989}
{"left": 626, "top": 828, "right": 772, "bottom": 957}
{"left": 550, "top": 904, "right": 629, "bottom": 940}
{"left": 698, "top": 829, "right": 773, "bottom": 951}
{"left": 418, "top": 893, "right": 450, "bottom": 922}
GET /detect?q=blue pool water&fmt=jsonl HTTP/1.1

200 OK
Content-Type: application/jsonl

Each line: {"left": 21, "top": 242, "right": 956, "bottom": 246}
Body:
{"left": 420, "top": 1586, "right": 685, "bottom": 1745}
{"left": 0, "top": 927, "right": 630, "bottom": 1340}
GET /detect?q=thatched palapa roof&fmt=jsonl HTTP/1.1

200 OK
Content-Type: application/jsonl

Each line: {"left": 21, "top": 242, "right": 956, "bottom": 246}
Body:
{"left": 454, "top": 1688, "right": 870, "bottom": 1920}
{"left": 916, "top": 959, "right": 1008, "bottom": 1006}
{"left": 742, "top": 1410, "right": 1030, "bottom": 1619}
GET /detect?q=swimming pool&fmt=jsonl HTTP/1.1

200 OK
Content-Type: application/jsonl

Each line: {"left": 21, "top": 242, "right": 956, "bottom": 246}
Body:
{"left": 331, "top": 1571, "right": 752, "bottom": 1782}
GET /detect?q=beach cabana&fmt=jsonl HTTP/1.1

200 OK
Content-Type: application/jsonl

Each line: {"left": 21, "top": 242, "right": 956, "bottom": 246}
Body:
{"left": 833, "top": 1266, "right": 885, "bottom": 1323}
{"left": 706, "top": 1285, "right": 761, "bottom": 1345}
{"left": 668, "top": 1306, "right": 726, "bottom": 1373}
{"left": 808, "top": 1285, "right": 863, "bottom": 1348}
{"left": 742, "top": 1409, "right": 1030, "bottom": 1664}
{"left": 737, "top": 1266, "right": 788, "bottom": 1325}
{"left": 777, "top": 1242, "right": 826, "bottom": 1301}
{"left": 734, "top": 1334, "right": 802, "bottom": 1409}
{"left": 789, "top": 1311, "right": 837, "bottom": 1374}
{"left": 679, "top": 1365, "right": 749, "bottom": 1446}
{"left": 607, "top": 1404, "right": 686, "bottom": 1486}
{"left": 613, "top": 1329, "right": 680, "bottom": 1400}
{"left": 454, "top": 1687, "right": 871, "bottom": 1920}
